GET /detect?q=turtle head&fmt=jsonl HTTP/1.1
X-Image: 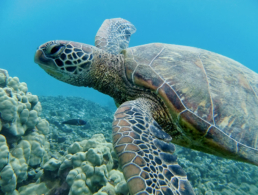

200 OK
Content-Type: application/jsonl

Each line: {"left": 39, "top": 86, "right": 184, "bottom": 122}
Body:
{"left": 34, "top": 40, "right": 98, "bottom": 86}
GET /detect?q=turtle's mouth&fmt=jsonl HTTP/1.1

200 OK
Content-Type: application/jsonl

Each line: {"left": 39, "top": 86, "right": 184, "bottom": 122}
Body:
{"left": 34, "top": 49, "right": 64, "bottom": 78}
{"left": 34, "top": 49, "right": 54, "bottom": 67}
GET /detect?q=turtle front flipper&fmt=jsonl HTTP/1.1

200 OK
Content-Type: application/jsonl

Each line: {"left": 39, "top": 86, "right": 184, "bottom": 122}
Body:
{"left": 95, "top": 18, "right": 136, "bottom": 54}
{"left": 113, "top": 99, "right": 195, "bottom": 195}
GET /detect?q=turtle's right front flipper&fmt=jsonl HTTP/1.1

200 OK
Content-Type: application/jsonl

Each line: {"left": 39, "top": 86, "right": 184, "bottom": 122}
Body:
{"left": 113, "top": 98, "right": 195, "bottom": 195}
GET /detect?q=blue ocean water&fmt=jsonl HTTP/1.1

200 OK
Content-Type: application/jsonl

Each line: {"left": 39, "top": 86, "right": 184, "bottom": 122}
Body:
{"left": 0, "top": 0, "right": 257, "bottom": 106}
{"left": 0, "top": 1, "right": 258, "bottom": 194}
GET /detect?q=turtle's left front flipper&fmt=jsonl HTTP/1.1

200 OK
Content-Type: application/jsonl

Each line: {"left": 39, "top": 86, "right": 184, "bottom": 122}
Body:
{"left": 95, "top": 18, "right": 136, "bottom": 54}
{"left": 112, "top": 98, "right": 195, "bottom": 195}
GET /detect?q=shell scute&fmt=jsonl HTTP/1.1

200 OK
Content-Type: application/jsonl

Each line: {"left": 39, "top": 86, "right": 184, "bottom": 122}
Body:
{"left": 199, "top": 52, "right": 258, "bottom": 149}
{"left": 202, "top": 126, "right": 237, "bottom": 156}
{"left": 179, "top": 110, "right": 210, "bottom": 140}
{"left": 157, "top": 83, "right": 185, "bottom": 119}
{"left": 133, "top": 65, "right": 163, "bottom": 91}
{"left": 124, "top": 58, "right": 137, "bottom": 84}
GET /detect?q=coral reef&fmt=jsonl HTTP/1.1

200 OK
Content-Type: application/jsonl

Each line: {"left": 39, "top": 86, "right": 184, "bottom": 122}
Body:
{"left": 39, "top": 95, "right": 114, "bottom": 158}
{"left": 59, "top": 134, "right": 128, "bottom": 195}
{"left": 0, "top": 69, "right": 50, "bottom": 194}
{"left": 0, "top": 69, "right": 127, "bottom": 195}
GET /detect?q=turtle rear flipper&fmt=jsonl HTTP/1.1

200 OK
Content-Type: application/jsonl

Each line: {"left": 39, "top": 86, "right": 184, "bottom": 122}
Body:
{"left": 113, "top": 98, "right": 195, "bottom": 195}
{"left": 95, "top": 18, "right": 136, "bottom": 54}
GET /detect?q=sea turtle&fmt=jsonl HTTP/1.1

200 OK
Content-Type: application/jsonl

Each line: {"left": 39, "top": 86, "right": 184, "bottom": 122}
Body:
{"left": 34, "top": 18, "right": 258, "bottom": 195}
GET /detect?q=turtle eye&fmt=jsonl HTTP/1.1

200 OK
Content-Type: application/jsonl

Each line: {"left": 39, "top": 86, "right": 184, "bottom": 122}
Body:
{"left": 46, "top": 44, "right": 64, "bottom": 57}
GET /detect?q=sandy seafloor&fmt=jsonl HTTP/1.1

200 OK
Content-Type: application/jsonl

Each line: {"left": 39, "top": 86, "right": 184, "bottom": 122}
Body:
{"left": 38, "top": 96, "right": 258, "bottom": 195}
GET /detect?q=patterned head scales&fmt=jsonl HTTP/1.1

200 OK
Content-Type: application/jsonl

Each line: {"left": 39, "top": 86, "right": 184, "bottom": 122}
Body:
{"left": 34, "top": 40, "right": 96, "bottom": 86}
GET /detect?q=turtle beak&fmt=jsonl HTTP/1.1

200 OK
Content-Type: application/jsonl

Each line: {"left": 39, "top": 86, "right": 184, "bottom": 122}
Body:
{"left": 34, "top": 49, "right": 56, "bottom": 68}
{"left": 34, "top": 48, "right": 65, "bottom": 79}
{"left": 34, "top": 49, "right": 42, "bottom": 64}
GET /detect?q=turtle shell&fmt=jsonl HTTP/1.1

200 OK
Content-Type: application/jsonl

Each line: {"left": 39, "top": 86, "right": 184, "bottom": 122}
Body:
{"left": 124, "top": 43, "right": 258, "bottom": 165}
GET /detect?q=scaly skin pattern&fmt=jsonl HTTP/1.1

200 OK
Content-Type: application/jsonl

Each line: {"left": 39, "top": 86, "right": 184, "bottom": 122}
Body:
{"left": 113, "top": 98, "right": 195, "bottom": 195}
